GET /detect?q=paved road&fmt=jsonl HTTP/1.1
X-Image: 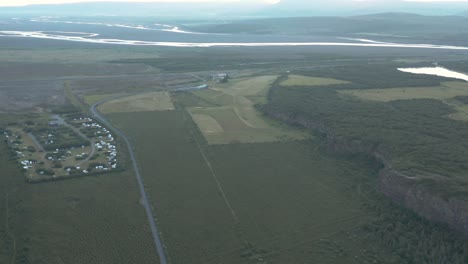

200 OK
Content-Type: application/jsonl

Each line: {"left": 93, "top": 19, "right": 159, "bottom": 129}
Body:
{"left": 90, "top": 97, "right": 168, "bottom": 264}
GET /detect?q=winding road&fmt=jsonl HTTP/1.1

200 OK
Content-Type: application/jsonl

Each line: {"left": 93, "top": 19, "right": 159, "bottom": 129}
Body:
{"left": 90, "top": 97, "right": 168, "bottom": 264}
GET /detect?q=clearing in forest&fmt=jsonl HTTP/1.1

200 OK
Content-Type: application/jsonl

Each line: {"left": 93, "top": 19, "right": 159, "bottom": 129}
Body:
{"left": 187, "top": 76, "right": 308, "bottom": 144}
{"left": 280, "top": 75, "right": 350, "bottom": 87}
{"left": 340, "top": 81, "right": 468, "bottom": 102}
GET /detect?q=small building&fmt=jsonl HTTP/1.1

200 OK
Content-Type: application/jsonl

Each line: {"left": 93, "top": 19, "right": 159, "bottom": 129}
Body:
{"left": 214, "top": 73, "right": 229, "bottom": 83}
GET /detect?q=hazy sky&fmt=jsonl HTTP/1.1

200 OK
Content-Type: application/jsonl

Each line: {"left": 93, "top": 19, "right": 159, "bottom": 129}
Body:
{"left": 1, "top": 0, "right": 468, "bottom": 7}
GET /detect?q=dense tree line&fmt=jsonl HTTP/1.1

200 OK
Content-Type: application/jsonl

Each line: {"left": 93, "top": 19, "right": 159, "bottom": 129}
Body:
{"left": 262, "top": 69, "right": 468, "bottom": 198}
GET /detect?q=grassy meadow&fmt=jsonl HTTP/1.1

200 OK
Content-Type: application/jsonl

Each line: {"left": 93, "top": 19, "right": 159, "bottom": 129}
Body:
{"left": 340, "top": 81, "right": 468, "bottom": 102}
{"left": 339, "top": 80, "right": 468, "bottom": 123}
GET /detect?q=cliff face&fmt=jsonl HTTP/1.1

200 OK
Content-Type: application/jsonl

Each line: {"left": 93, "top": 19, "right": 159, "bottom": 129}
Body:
{"left": 379, "top": 169, "right": 468, "bottom": 234}
{"left": 266, "top": 110, "right": 468, "bottom": 235}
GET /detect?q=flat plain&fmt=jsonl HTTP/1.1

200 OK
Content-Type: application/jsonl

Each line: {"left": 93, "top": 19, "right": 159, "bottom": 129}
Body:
{"left": 99, "top": 91, "right": 175, "bottom": 113}
{"left": 108, "top": 109, "right": 394, "bottom": 264}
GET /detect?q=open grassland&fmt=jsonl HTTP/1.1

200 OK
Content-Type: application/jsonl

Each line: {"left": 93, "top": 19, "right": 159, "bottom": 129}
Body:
{"left": 19, "top": 171, "right": 159, "bottom": 264}
{"left": 0, "top": 115, "right": 159, "bottom": 264}
{"left": 0, "top": 140, "right": 22, "bottom": 264}
{"left": 280, "top": 75, "right": 350, "bottom": 87}
{"left": 107, "top": 110, "right": 432, "bottom": 264}
{"left": 340, "top": 81, "right": 468, "bottom": 102}
{"left": 0, "top": 49, "right": 160, "bottom": 63}
{"left": 100, "top": 91, "right": 175, "bottom": 114}
{"left": 83, "top": 93, "right": 127, "bottom": 105}
{"left": 206, "top": 143, "right": 387, "bottom": 264}
{"left": 191, "top": 113, "right": 224, "bottom": 133}
{"left": 184, "top": 76, "right": 308, "bottom": 144}
{"left": 339, "top": 81, "right": 468, "bottom": 122}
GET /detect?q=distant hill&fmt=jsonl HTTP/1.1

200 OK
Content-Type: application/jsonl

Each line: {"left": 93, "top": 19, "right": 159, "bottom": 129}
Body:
{"left": 1, "top": 1, "right": 468, "bottom": 18}
{"left": 184, "top": 13, "right": 468, "bottom": 46}
{"left": 0, "top": 1, "right": 267, "bottom": 18}
{"left": 188, "top": 13, "right": 468, "bottom": 34}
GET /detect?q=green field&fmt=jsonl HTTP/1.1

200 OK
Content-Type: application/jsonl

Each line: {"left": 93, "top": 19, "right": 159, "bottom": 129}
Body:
{"left": 280, "top": 75, "right": 350, "bottom": 87}
{"left": 339, "top": 81, "right": 468, "bottom": 122}
{"left": 340, "top": 81, "right": 468, "bottom": 102}
{"left": 184, "top": 76, "right": 308, "bottom": 144}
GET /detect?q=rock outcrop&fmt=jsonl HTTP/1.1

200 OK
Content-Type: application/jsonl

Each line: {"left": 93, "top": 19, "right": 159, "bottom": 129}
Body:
{"left": 265, "top": 109, "right": 468, "bottom": 235}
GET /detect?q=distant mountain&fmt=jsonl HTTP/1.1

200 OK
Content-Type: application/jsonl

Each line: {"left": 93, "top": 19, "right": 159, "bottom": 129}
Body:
{"left": 1, "top": 1, "right": 468, "bottom": 18}
{"left": 253, "top": 0, "right": 468, "bottom": 17}
{"left": 0, "top": 1, "right": 267, "bottom": 18}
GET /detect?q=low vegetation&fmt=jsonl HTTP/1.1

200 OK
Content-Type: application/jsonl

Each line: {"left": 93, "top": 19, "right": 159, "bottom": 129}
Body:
{"left": 99, "top": 91, "right": 175, "bottom": 114}
{"left": 280, "top": 75, "right": 349, "bottom": 87}
{"left": 108, "top": 99, "right": 468, "bottom": 264}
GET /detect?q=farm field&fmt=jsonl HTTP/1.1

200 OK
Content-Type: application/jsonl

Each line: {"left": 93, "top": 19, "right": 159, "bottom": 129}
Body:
{"left": 340, "top": 81, "right": 468, "bottom": 102}
{"left": 339, "top": 80, "right": 468, "bottom": 122}
{"left": 107, "top": 109, "right": 400, "bottom": 264}
{"left": 280, "top": 75, "right": 350, "bottom": 87}
{"left": 185, "top": 76, "right": 308, "bottom": 144}
{"left": 99, "top": 91, "right": 175, "bottom": 114}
